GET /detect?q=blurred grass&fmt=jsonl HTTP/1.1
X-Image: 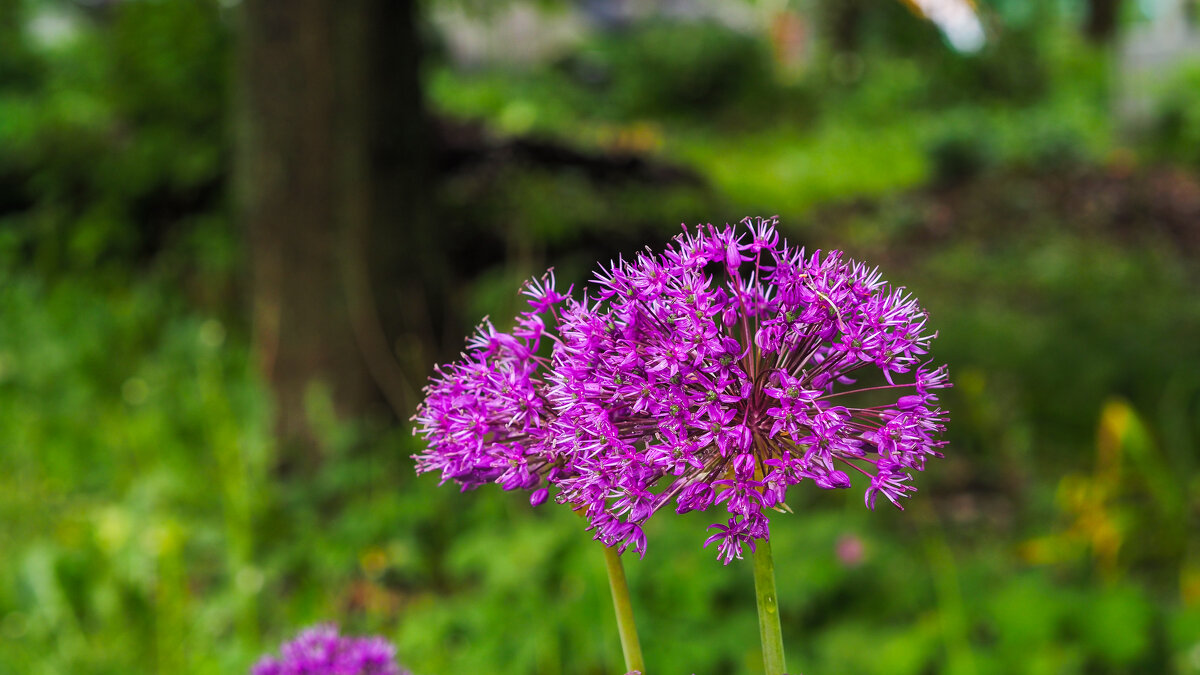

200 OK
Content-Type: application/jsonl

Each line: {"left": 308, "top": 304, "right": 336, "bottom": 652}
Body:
{"left": 1, "top": 248, "right": 1198, "bottom": 672}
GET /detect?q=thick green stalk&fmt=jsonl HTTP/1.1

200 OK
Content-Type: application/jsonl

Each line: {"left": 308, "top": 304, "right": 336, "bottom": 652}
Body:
{"left": 602, "top": 545, "right": 646, "bottom": 674}
{"left": 753, "top": 538, "right": 787, "bottom": 675}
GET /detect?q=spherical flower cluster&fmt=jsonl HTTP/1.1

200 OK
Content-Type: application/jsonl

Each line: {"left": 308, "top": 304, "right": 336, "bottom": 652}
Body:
{"left": 251, "top": 625, "right": 407, "bottom": 675}
{"left": 413, "top": 217, "right": 950, "bottom": 563}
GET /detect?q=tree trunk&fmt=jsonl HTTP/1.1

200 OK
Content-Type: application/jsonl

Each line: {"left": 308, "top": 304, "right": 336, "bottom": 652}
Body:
{"left": 822, "top": 0, "right": 865, "bottom": 54}
{"left": 1084, "top": 0, "right": 1122, "bottom": 44}
{"left": 237, "top": 0, "right": 427, "bottom": 460}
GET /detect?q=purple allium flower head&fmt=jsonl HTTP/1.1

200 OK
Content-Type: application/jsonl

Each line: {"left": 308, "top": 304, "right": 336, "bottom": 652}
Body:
{"left": 547, "top": 217, "right": 950, "bottom": 562}
{"left": 251, "top": 624, "right": 407, "bottom": 675}
{"left": 412, "top": 217, "right": 950, "bottom": 564}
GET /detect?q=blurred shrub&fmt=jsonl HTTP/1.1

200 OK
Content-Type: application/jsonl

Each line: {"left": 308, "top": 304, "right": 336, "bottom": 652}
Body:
{"left": 926, "top": 119, "right": 998, "bottom": 187}
{"left": 432, "top": 19, "right": 817, "bottom": 135}
{"left": 565, "top": 21, "right": 808, "bottom": 123}
{"left": 0, "top": 272, "right": 269, "bottom": 674}
{"left": 925, "top": 114, "right": 1095, "bottom": 186}
{"left": 0, "top": 0, "right": 230, "bottom": 275}
{"left": 930, "top": 21, "right": 1051, "bottom": 104}
{"left": 1148, "top": 62, "right": 1200, "bottom": 167}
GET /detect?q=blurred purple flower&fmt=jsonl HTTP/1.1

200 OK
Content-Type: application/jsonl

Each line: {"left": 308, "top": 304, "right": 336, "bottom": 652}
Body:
{"left": 251, "top": 625, "right": 406, "bottom": 675}
{"left": 835, "top": 534, "right": 866, "bottom": 568}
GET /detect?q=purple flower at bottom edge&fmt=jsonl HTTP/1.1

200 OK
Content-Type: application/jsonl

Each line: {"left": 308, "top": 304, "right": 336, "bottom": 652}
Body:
{"left": 252, "top": 624, "right": 408, "bottom": 675}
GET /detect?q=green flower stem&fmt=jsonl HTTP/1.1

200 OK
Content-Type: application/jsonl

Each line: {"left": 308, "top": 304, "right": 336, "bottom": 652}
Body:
{"left": 602, "top": 545, "right": 646, "bottom": 674}
{"left": 753, "top": 537, "right": 787, "bottom": 675}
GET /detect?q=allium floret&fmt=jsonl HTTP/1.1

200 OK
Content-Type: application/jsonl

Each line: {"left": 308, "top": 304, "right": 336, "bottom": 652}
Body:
{"left": 411, "top": 272, "right": 572, "bottom": 504}
{"left": 412, "top": 217, "right": 950, "bottom": 563}
{"left": 251, "top": 625, "right": 407, "bottom": 675}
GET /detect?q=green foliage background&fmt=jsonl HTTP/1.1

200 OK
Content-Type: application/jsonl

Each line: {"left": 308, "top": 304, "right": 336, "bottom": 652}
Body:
{"left": 2, "top": 1, "right": 1200, "bottom": 674}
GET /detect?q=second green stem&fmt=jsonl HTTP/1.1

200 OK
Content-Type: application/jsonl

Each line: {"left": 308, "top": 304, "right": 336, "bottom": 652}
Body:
{"left": 753, "top": 537, "right": 787, "bottom": 675}
{"left": 602, "top": 545, "right": 646, "bottom": 674}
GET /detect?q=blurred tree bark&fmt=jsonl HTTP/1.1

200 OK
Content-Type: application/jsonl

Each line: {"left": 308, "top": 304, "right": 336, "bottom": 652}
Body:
{"left": 821, "top": 0, "right": 865, "bottom": 53}
{"left": 237, "top": 0, "right": 430, "bottom": 460}
{"left": 1084, "top": 0, "right": 1123, "bottom": 43}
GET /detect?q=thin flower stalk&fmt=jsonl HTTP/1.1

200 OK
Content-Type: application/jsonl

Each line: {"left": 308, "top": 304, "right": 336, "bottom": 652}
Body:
{"left": 603, "top": 545, "right": 646, "bottom": 674}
